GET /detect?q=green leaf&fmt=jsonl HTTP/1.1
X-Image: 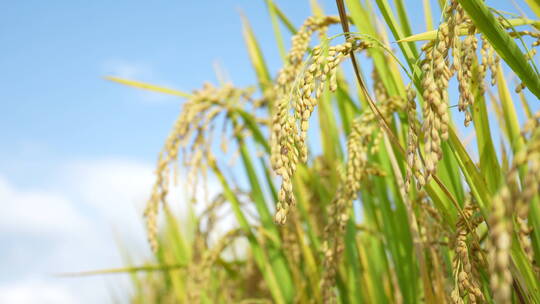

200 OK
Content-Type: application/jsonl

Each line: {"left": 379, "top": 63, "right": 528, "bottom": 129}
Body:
{"left": 55, "top": 264, "right": 187, "bottom": 277}
{"left": 241, "top": 14, "right": 273, "bottom": 94}
{"left": 105, "top": 76, "right": 191, "bottom": 98}
{"left": 397, "top": 18, "right": 540, "bottom": 42}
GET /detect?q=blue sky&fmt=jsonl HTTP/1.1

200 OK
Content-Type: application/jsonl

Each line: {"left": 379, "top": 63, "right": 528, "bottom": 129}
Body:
{"left": 0, "top": 0, "right": 538, "bottom": 303}
{"left": 0, "top": 1, "right": 309, "bottom": 185}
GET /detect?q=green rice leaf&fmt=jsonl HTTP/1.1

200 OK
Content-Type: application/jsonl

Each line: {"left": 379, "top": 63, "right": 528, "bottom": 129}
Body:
{"left": 397, "top": 18, "right": 540, "bottom": 42}
{"left": 105, "top": 76, "right": 191, "bottom": 98}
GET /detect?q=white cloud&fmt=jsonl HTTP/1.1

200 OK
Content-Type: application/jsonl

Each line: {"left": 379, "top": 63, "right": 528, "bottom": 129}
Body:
{"left": 68, "top": 160, "right": 161, "bottom": 259}
{"left": 0, "top": 158, "right": 163, "bottom": 303}
{"left": 63, "top": 159, "right": 154, "bottom": 218}
{"left": 0, "top": 279, "right": 78, "bottom": 304}
{"left": 0, "top": 176, "right": 90, "bottom": 237}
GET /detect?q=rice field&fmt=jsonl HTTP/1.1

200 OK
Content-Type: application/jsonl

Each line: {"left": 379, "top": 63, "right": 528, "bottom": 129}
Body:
{"left": 108, "top": 0, "right": 540, "bottom": 302}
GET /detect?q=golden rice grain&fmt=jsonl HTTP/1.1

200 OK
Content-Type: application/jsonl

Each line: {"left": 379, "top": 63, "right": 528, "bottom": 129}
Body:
{"left": 144, "top": 83, "right": 256, "bottom": 251}
{"left": 271, "top": 32, "right": 371, "bottom": 225}
{"left": 451, "top": 198, "right": 484, "bottom": 304}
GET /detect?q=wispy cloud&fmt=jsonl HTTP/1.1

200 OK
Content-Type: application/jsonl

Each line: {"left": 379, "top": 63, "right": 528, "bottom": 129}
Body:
{"left": 0, "top": 176, "right": 90, "bottom": 236}
{"left": 0, "top": 279, "right": 78, "bottom": 304}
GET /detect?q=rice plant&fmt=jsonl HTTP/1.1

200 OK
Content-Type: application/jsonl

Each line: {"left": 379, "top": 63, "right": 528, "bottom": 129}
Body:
{"left": 107, "top": 0, "right": 540, "bottom": 302}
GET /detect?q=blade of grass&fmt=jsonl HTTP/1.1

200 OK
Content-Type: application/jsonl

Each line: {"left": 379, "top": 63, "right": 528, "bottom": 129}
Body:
{"left": 264, "top": 0, "right": 297, "bottom": 34}
{"left": 391, "top": 0, "right": 414, "bottom": 38}
{"left": 496, "top": 62, "right": 525, "bottom": 155}
{"left": 241, "top": 15, "right": 273, "bottom": 94}
{"left": 56, "top": 264, "right": 187, "bottom": 277}
{"left": 524, "top": 0, "right": 540, "bottom": 18}
{"left": 470, "top": 63, "right": 502, "bottom": 193}
{"left": 105, "top": 76, "right": 191, "bottom": 98}
{"left": 422, "top": 0, "right": 434, "bottom": 30}
{"left": 397, "top": 18, "right": 540, "bottom": 42}
{"left": 264, "top": 0, "right": 287, "bottom": 61}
